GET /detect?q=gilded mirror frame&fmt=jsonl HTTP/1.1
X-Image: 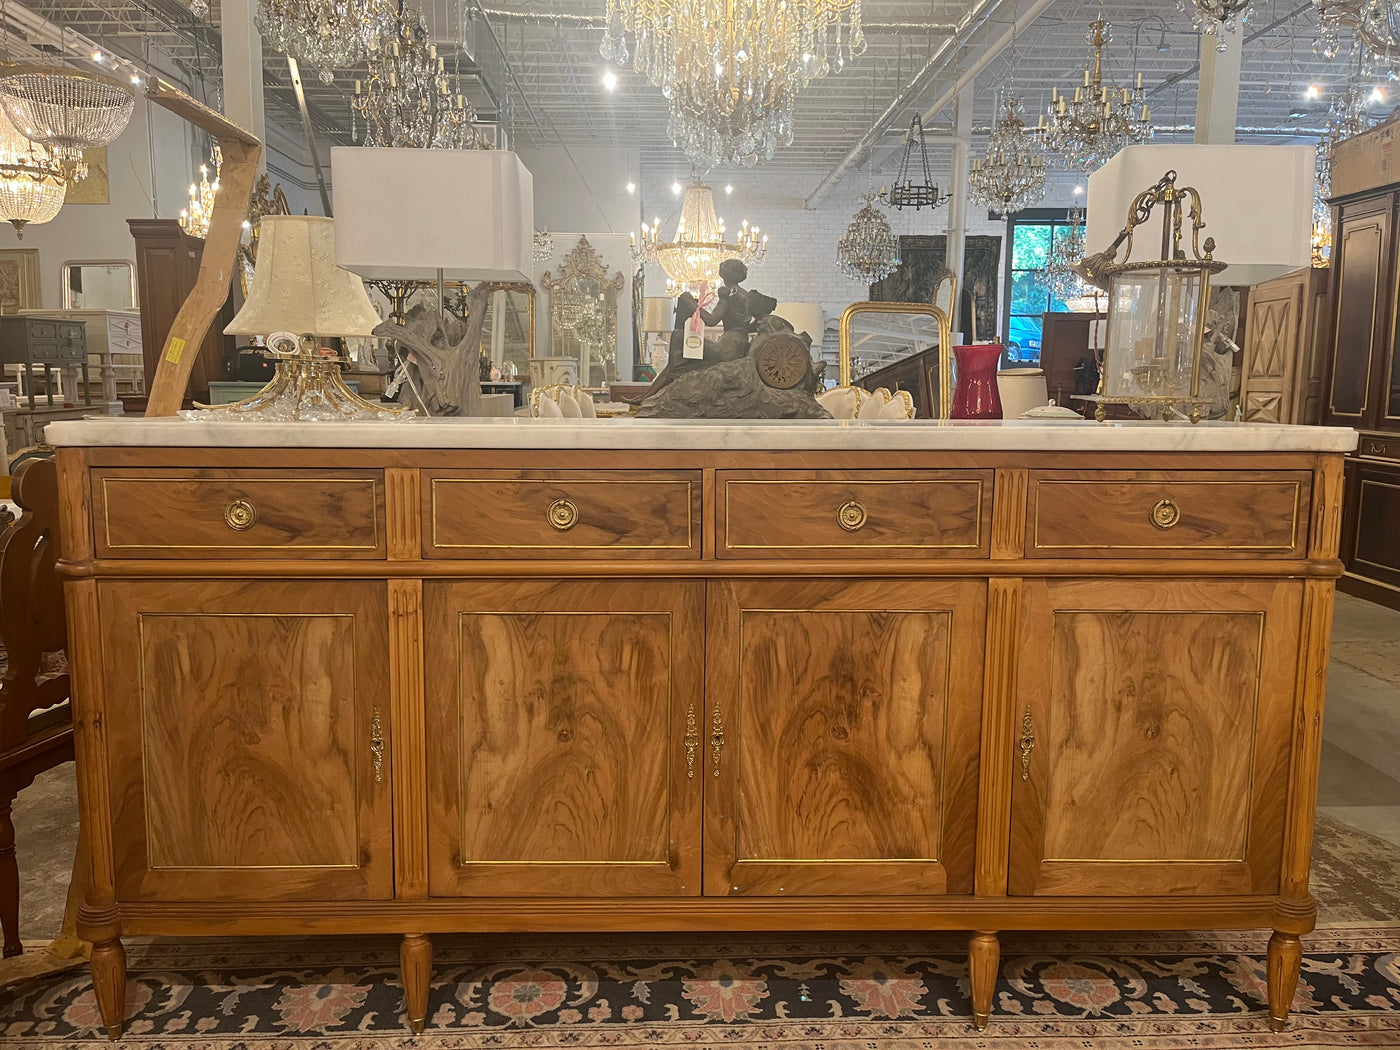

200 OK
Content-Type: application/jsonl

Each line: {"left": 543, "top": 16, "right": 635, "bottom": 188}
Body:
{"left": 839, "top": 301, "right": 953, "bottom": 418}
{"left": 541, "top": 235, "right": 625, "bottom": 386}
{"left": 61, "top": 259, "right": 137, "bottom": 310}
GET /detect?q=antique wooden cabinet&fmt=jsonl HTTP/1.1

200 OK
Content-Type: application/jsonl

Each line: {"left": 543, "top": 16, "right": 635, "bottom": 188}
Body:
{"left": 1323, "top": 185, "right": 1400, "bottom": 607}
{"left": 1241, "top": 267, "right": 1329, "bottom": 425}
{"left": 49, "top": 419, "right": 1352, "bottom": 1040}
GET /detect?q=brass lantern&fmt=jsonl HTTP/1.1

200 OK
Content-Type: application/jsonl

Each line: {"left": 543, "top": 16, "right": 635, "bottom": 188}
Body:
{"left": 1073, "top": 169, "right": 1226, "bottom": 423}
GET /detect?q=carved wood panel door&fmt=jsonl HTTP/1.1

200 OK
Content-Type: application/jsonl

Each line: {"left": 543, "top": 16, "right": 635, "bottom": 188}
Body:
{"left": 1008, "top": 578, "right": 1303, "bottom": 897}
{"left": 1241, "top": 277, "right": 1302, "bottom": 423}
{"left": 704, "top": 578, "right": 985, "bottom": 896}
{"left": 99, "top": 580, "right": 393, "bottom": 902}
{"left": 423, "top": 579, "right": 703, "bottom": 896}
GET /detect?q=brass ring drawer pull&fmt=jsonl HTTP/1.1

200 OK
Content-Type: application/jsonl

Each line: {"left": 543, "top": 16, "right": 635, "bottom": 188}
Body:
{"left": 548, "top": 498, "right": 579, "bottom": 531}
{"left": 1149, "top": 498, "right": 1181, "bottom": 530}
{"left": 224, "top": 498, "right": 257, "bottom": 531}
{"left": 837, "top": 500, "right": 868, "bottom": 532}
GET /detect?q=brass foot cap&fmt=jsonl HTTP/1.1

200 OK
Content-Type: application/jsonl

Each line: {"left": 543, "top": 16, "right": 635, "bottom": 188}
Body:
{"left": 1267, "top": 1015, "right": 1287, "bottom": 1032}
{"left": 409, "top": 1018, "right": 426, "bottom": 1035}
{"left": 973, "top": 1013, "right": 990, "bottom": 1031}
{"left": 104, "top": 1024, "right": 123, "bottom": 1041}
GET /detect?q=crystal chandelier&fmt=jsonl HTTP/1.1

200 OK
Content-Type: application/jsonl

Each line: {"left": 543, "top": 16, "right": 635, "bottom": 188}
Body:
{"left": 0, "top": 66, "right": 135, "bottom": 181}
{"left": 179, "top": 145, "right": 221, "bottom": 239}
{"left": 837, "top": 194, "right": 900, "bottom": 284}
{"left": 351, "top": 8, "right": 484, "bottom": 149}
{"left": 256, "top": 0, "right": 392, "bottom": 83}
{"left": 1181, "top": 0, "right": 1253, "bottom": 50}
{"left": 1043, "top": 205, "right": 1093, "bottom": 303}
{"left": 1316, "top": 0, "right": 1400, "bottom": 75}
{"left": 0, "top": 104, "right": 65, "bottom": 238}
{"left": 879, "top": 116, "right": 950, "bottom": 210}
{"left": 633, "top": 180, "right": 766, "bottom": 287}
{"left": 1044, "top": 18, "right": 1152, "bottom": 171}
{"left": 600, "top": 0, "right": 866, "bottom": 169}
{"left": 1313, "top": 85, "right": 1375, "bottom": 265}
{"left": 533, "top": 228, "right": 554, "bottom": 261}
{"left": 969, "top": 95, "right": 1047, "bottom": 216}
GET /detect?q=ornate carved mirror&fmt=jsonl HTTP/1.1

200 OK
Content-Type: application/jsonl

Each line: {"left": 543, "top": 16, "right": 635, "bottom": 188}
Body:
{"left": 478, "top": 282, "right": 536, "bottom": 381}
{"left": 839, "top": 301, "right": 953, "bottom": 418}
{"left": 542, "top": 236, "right": 624, "bottom": 387}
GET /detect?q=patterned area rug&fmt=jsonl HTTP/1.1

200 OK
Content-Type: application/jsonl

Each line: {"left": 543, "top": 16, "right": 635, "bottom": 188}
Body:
{"left": 3, "top": 927, "right": 1399, "bottom": 1048}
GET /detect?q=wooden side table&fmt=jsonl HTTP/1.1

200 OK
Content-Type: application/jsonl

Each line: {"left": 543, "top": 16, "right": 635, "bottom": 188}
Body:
{"left": 0, "top": 316, "right": 90, "bottom": 411}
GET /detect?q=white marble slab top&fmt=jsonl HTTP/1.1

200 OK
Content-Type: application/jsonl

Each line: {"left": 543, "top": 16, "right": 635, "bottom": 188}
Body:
{"left": 46, "top": 416, "right": 1359, "bottom": 453}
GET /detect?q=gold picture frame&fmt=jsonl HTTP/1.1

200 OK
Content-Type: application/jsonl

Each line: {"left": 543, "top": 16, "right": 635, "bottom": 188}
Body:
{"left": 839, "top": 300, "right": 954, "bottom": 418}
{"left": 0, "top": 249, "right": 41, "bottom": 313}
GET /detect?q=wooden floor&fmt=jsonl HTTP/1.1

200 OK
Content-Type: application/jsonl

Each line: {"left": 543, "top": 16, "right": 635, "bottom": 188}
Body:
{"left": 11, "top": 592, "right": 1400, "bottom": 942}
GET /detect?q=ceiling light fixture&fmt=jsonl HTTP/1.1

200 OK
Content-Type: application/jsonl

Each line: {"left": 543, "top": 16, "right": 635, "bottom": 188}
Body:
{"left": 1316, "top": 0, "right": 1400, "bottom": 76}
{"left": 0, "top": 65, "right": 135, "bottom": 182}
{"left": 1183, "top": 0, "right": 1253, "bottom": 51}
{"left": 255, "top": 0, "right": 392, "bottom": 83}
{"left": 600, "top": 0, "right": 865, "bottom": 168}
{"left": 601, "top": 69, "right": 618, "bottom": 91}
{"left": 179, "top": 144, "right": 220, "bottom": 239}
{"left": 1305, "top": 83, "right": 1321, "bottom": 98}
{"left": 632, "top": 179, "right": 767, "bottom": 287}
{"left": 626, "top": 181, "right": 635, "bottom": 193}
{"left": 836, "top": 193, "right": 900, "bottom": 285}
{"left": 1043, "top": 16, "right": 1152, "bottom": 171}
{"left": 969, "top": 94, "right": 1048, "bottom": 216}
{"left": 0, "top": 104, "right": 66, "bottom": 238}
{"left": 879, "top": 116, "right": 950, "bottom": 210}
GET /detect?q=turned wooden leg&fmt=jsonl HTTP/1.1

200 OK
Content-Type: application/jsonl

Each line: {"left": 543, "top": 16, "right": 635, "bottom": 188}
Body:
{"left": 400, "top": 932, "right": 432, "bottom": 1034}
{"left": 968, "top": 930, "right": 1000, "bottom": 1030}
{"left": 0, "top": 792, "right": 20, "bottom": 958}
{"left": 78, "top": 901, "right": 125, "bottom": 1040}
{"left": 1266, "top": 931, "right": 1302, "bottom": 1032}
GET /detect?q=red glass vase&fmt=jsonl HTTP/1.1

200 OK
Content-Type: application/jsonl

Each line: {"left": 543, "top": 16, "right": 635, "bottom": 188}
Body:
{"left": 951, "top": 344, "right": 1004, "bottom": 419}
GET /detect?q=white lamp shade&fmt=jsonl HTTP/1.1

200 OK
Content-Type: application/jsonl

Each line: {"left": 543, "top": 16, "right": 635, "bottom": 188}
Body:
{"left": 1086, "top": 144, "right": 1315, "bottom": 287}
{"left": 776, "top": 302, "right": 825, "bottom": 344}
{"left": 642, "top": 296, "right": 674, "bottom": 332}
{"left": 331, "top": 147, "right": 534, "bottom": 282}
{"left": 225, "top": 215, "right": 381, "bottom": 338}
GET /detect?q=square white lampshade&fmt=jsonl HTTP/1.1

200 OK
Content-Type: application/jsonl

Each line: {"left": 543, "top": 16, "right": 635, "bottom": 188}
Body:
{"left": 331, "top": 147, "right": 534, "bottom": 282}
{"left": 1086, "top": 144, "right": 1315, "bottom": 287}
{"left": 225, "top": 215, "right": 381, "bottom": 338}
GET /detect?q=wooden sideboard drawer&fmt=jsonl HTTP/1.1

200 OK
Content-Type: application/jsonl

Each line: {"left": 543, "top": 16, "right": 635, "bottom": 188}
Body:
{"left": 1027, "top": 470, "right": 1312, "bottom": 558}
{"left": 93, "top": 469, "right": 386, "bottom": 558}
{"left": 425, "top": 470, "right": 701, "bottom": 558}
{"left": 1356, "top": 432, "right": 1400, "bottom": 460}
{"left": 719, "top": 470, "right": 992, "bottom": 557}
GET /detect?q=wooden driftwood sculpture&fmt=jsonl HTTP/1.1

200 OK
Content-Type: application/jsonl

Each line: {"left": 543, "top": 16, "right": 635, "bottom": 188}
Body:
{"left": 373, "top": 293, "right": 490, "bottom": 416}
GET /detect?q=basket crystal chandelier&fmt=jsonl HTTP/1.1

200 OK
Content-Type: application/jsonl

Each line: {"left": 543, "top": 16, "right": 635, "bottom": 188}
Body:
{"left": 969, "top": 95, "right": 1047, "bottom": 216}
{"left": 0, "top": 104, "right": 65, "bottom": 238}
{"left": 632, "top": 180, "right": 766, "bottom": 286}
{"left": 1181, "top": 0, "right": 1254, "bottom": 49}
{"left": 1043, "top": 18, "right": 1152, "bottom": 171}
{"left": 600, "top": 0, "right": 866, "bottom": 168}
{"left": 0, "top": 65, "right": 134, "bottom": 181}
{"left": 256, "top": 0, "right": 393, "bottom": 83}
{"left": 351, "top": 7, "right": 484, "bottom": 149}
{"left": 837, "top": 194, "right": 900, "bottom": 284}
{"left": 1316, "top": 0, "right": 1400, "bottom": 74}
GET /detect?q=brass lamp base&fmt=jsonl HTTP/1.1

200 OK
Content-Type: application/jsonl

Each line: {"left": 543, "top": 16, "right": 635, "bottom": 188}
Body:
{"left": 184, "top": 356, "right": 415, "bottom": 422}
{"left": 1071, "top": 393, "right": 1209, "bottom": 424}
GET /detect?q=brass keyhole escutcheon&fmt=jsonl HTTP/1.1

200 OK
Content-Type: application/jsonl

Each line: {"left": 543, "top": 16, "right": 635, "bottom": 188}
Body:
{"left": 837, "top": 500, "right": 867, "bottom": 532}
{"left": 548, "top": 498, "right": 579, "bottom": 531}
{"left": 224, "top": 499, "right": 257, "bottom": 531}
{"left": 1150, "top": 498, "right": 1181, "bottom": 530}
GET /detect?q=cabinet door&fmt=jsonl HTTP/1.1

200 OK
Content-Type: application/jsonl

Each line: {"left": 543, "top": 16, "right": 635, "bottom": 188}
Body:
{"left": 1240, "top": 276, "right": 1302, "bottom": 423}
{"left": 100, "top": 580, "right": 393, "bottom": 902}
{"left": 705, "top": 579, "right": 985, "bottom": 896}
{"left": 424, "top": 579, "right": 702, "bottom": 896}
{"left": 1346, "top": 459, "right": 1400, "bottom": 589}
{"left": 1325, "top": 204, "right": 1390, "bottom": 427}
{"left": 1009, "top": 578, "right": 1302, "bottom": 897}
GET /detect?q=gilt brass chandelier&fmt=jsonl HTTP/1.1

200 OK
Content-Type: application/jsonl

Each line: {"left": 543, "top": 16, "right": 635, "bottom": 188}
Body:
{"left": 179, "top": 145, "right": 221, "bottom": 239}
{"left": 1043, "top": 17, "right": 1152, "bottom": 171}
{"left": 836, "top": 193, "right": 900, "bottom": 284}
{"left": 256, "top": 0, "right": 392, "bottom": 83}
{"left": 0, "top": 103, "right": 65, "bottom": 238}
{"left": 600, "top": 0, "right": 866, "bottom": 168}
{"left": 632, "top": 180, "right": 766, "bottom": 287}
{"left": 968, "top": 94, "right": 1047, "bottom": 216}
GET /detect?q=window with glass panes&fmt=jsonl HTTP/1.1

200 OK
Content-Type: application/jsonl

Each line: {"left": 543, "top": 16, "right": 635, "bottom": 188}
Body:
{"left": 1006, "top": 213, "right": 1083, "bottom": 365}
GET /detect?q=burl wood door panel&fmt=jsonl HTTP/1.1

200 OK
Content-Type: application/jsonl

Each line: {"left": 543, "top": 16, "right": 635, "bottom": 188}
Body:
{"left": 719, "top": 471, "right": 991, "bottom": 558}
{"left": 424, "top": 470, "right": 701, "bottom": 559}
{"left": 1009, "top": 578, "right": 1302, "bottom": 897}
{"left": 424, "top": 579, "right": 703, "bottom": 896}
{"left": 705, "top": 579, "right": 985, "bottom": 895}
{"left": 99, "top": 580, "right": 392, "bottom": 902}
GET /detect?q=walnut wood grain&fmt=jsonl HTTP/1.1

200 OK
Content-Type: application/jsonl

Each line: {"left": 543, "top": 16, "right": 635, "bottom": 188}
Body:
{"left": 1009, "top": 578, "right": 1299, "bottom": 897}
{"left": 389, "top": 581, "right": 428, "bottom": 899}
{"left": 718, "top": 470, "right": 991, "bottom": 558}
{"left": 705, "top": 578, "right": 983, "bottom": 896}
{"left": 99, "top": 580, "right": 392, "bottom": 902}
{"left": 93, "top": 468, "right": 385, "bottom": 558}
{"left": 976, "top": 579, "right": 1021, "bottom": 895}
{"left": 1280, "top": 579, "right": 1334, "bottom": 899}
{"left": 1027, "top": 470, "right": 1312, "bottom": 558}
{"left": 424, "top": 470, "right": 700, "bottom": 559}
{"left": 423, "top": 579, "right": 703, "bottom": 896}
